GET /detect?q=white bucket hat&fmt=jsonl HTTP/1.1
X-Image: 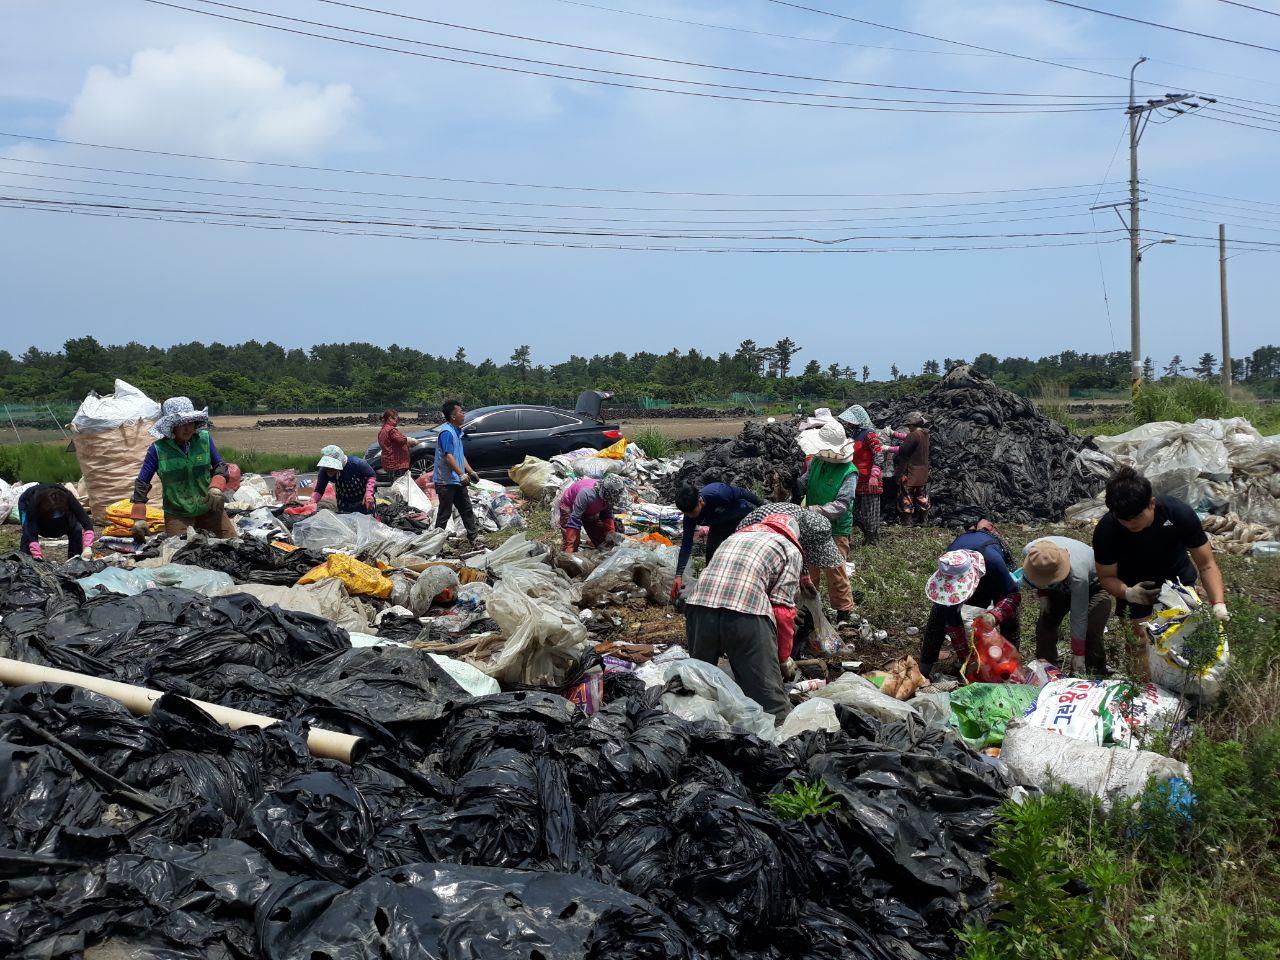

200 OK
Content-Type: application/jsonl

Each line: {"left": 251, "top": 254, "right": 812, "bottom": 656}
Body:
{"left": 150, "top": 397, "right": 209, "bottom": 439}
{"left": 798, "top": 421, "right": 855, "bottom": 464}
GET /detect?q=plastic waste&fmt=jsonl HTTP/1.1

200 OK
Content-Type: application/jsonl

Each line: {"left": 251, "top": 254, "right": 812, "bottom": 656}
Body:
{"left": 1020, "top": 677, "right": 1184, "bottom": 748}
{"left": 948, "top": 682, "right": 1040, "bottom": 748}
{"left": 509, "top": 454, "right": 556, "bottom": 499}
{"left": 229, "top": 579, "right": 372, "bottom": 633}
{"left": 1002, "top": 720, "right": 1191, "bottom": 810}
{"left": 970, "top": 617, "right": 1022, "bottom": 683}
{"left": 409, "top": 565, "right": 461, "bottom": 615}
{"left": 433, "top": 582, "right": 492, "bottom": 633}
{"left": 271, "top": 468, "right": 298, "bottom": 504}
{"left": 814, "top": 671, "right": 923, "bottom": 726}
{"left": 297, "top": 553, "right": 393, "bottom": 599}
{"left": 77, "top": 563, "right": 236, "bottom": 598}
{"left": 389, "top": 472, "right": 434, "bottom": 512}
{"left": 484, "top": 580, "right": 590, "bottom": 686}
{"left": 71, "top": 378, "right": 161, "bottom": 432}
{"left": 1145, "top": 580, "right": 1229, "bottom": 701}
{"left": 636, "top": 657, "right": 778, "bottom": 742}
{"left": 1022, "top": 658, "right": 1064, "bottom": 688}
{"left": 776, "top": 697, "right": 841, "bottom": 741}
{"left": 580, "top": 540, "right": 677, "bottom": 606}
{"left": 795, "top": 591, "right": 842, "bottom": 656}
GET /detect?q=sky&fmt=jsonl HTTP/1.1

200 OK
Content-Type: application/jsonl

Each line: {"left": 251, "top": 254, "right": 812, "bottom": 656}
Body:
{"left": 0, "top": 0, "right": 1277, "bottom": 377}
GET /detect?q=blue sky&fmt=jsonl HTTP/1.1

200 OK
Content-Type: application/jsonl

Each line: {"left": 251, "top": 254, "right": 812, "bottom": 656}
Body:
{"left": 1, "top": 0, "right": 1277, "bottom": 376}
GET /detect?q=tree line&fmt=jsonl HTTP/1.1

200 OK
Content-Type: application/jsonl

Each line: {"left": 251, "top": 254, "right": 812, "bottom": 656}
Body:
{"left": 1, "top": 337, "right": 1276, "bottom": 413}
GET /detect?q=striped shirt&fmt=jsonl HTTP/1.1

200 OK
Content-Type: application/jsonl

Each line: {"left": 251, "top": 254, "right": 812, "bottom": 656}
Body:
{"left": 687, "top": 530, "right": 802, "bottom": 620}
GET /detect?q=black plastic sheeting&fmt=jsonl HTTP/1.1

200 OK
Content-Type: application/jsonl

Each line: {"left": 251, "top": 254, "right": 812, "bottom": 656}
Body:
{"left": 865, "top": 366, "right": 1104, "bottom": 525}
{"left": 170, "top": 538, "right": 329, "bottom": 586}
{"left": 657, "top": 421, "right": 805, "bottom": 503}
{"left": 0, "top": 552, "right": 1008, "bottom": 959}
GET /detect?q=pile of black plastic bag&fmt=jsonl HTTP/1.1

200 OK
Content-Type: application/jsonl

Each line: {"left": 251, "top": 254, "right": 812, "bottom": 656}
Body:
{"left": 0, "top": 553, "right": 1008, "bottom": 959}
{"left": 866, "top": 366, "right": 1105, "bottom": 525}
{"left": 658, "top": 421, "right": 805, "bottom": 504}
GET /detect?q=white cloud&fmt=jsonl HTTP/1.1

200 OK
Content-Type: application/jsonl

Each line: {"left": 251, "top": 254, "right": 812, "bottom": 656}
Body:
{"left": 58, "top": 41, "right": 359, "bottom": 159}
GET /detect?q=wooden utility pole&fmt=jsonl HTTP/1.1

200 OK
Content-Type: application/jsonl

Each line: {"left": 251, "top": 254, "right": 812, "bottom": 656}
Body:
{"left": 1219, "top": 224, "right": 1232, "bottom": 392}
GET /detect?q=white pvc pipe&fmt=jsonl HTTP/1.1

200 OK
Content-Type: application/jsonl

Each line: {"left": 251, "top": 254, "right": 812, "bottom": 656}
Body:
{"left": 0, "top": 656, "right": 361, "bottom": 763}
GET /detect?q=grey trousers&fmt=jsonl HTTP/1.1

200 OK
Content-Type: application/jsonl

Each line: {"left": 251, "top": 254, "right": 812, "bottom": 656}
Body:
{"left": 1036, "top": 588, "right": 1114, "bottom": 671}
{"left": 685, "top": 605, "right": 791, "bottom": 723}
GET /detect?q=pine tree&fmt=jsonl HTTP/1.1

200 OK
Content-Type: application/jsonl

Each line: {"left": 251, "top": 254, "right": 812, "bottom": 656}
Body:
{"left": 923, "top": 359, "right": 941, "bottom": 376}
{"left": 890, "top": 363, "right": 901, "bottom": 380}
{"left": 772, "top": 338, "right": 800, "bottom": 378}
{"left": 510, "top": 345, "right": 532, "bottom": 380}
{"left": 861, "top": 365, "right": 870, "bottom": 382}
{"left": 1142, "top": 356, "right": 1154, "bottom": 381}
{"left": 1163, "top": 355, "right": 1182, "bottom": 378}
{"left": 1193, "top": 353, "right": 1217, "bottom": 380}
{"left": 803, "top": 359, "right": 822, "bottom": 378}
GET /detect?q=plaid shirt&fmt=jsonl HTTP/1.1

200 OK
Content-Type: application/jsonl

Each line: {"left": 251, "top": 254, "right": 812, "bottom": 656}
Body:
{"left": 687, "top": 530, "right": 802, "bottom": 620}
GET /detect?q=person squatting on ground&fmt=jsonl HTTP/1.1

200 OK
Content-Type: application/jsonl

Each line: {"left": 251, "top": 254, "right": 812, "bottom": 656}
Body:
{"left": 919, "top": 522, "right": 1022, "bottom": 675}
{"left": 19, "top": 483, "right": 94, "bottom": 560}
{"left": 131, "top": 397, "right": 239, "bottom": 540}
{"left": 685, "top": 512, "right": 816, "bottom": 723}
{"left": 894, "top": 411, "right": 931, "bottom": 524}
{"left": 311, "top": 445, "right": 377, "bottom": 514}
{"left": 433, "top": 398, "right": 482, "bottom": 546}
{"left": 671, "top": 481, "right": 762, "bottom": 601}
{"left": 837, "top": 404, "right": 885, "bottom": 543}
{"left": 1092, "top": 466, "right": 1228, "bottom": 679}
{"left": 1021, "top": 535, "right": 1112, "bottom": 675}
{"left": 558, "top": 474, "right": 628, "bottom": 553}
{"left": 378, "top": 408, "right": 411, "bottom": 481}
{"left": 797, "top": 421, "right": 859, "bottom": 629}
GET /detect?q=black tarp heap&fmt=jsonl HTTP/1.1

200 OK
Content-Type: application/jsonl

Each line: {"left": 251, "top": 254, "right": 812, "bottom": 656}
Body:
{"left": 0, "top": 553, "right": 1007, "bottom": 959}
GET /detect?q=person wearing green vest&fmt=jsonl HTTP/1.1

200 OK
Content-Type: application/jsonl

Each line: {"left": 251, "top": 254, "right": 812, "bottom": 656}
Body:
{"left": 797, "top": 421, "right": 859, "bottom": 627}
{"left": 130, "top": 397, "right": 240, "bottom": 540}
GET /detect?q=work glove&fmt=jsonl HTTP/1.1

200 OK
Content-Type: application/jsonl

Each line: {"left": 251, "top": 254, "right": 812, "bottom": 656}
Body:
{"left": 206, "top": 486, "right": 225, "bottom": 512}
{"left": 1070, "top": 654, "right": 1087, "bottom": 676}
{"left": 80, "top": 531, "right": 95, "bottom": 561}
{"left": 27, "top": 542, "right": 43, "bottom": 561}
{"left": 1037, "top": 591, "right": 1052, "bottom": 612}
{"left": 1212, "top": 602, "right": 1231, "bottom": 622}
{"left": 799, "top": 574, "right": 817, "bottom": 597}
{"left": 1124, "top": 581, "right": 1161, "bottom": 606}
{"left": 562, "top": 527, "right": 581, "bottom": 554}
{"left": 974, "top": 611, "right": 998, "bottom": 630}
{"left": 363, "top": 493, "right": 375, "bottom": 511}
{"left": 670, "top": 576, "right": 683, "bottom": 602}
{"left": 131, "top": 519, "right": 149, "bottom": 543}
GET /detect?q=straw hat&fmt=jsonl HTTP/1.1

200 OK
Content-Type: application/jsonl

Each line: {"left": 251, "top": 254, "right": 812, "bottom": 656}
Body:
{"left": 925, "top": 549, "right": 986, "bottom": 606}
{"left": 1022, "top": 540, "right": 1071, "bottom": 588}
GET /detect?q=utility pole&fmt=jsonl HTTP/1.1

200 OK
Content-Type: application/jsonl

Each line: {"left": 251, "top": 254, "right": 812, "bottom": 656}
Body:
{"left": 1219, "top": 223, "right": 1232, "bottom": 392}
{"left": 1115, "top": 58, "right": 1213, "bottom": 397}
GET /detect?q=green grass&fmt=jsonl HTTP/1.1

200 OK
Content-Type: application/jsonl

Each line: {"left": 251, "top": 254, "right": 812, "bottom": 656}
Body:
{"left": 0, "top": 442, "right": 315, "bottom": 484}
{"left": 765, "top": 781, "right": 841, "bottom": 820}
{"left": 630, "top": 427, "right": 677, "bottom": 460}
{"left": 1076, "top": 382, "right": 1280, "bottom": 438}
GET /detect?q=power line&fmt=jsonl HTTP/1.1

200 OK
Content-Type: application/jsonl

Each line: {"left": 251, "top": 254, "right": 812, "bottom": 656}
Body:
{"left": 0, "top": 190, "right": 1126, "bottom": 243}
{"left": 1214, "top": 0, "right": 1280, "bottom": 17}
{"left": 0, "top": 167, "right": 1125, "bottom": 227}
{"left": 307, "top": 0, "right": 1124, "bottom": 99}
{"left": 0, "top": 132, "right": 1129, "bottom": 205}
{"left": 1042, "top": 0, "right": 1280, "bottom": 56}
{"left": 137, "top": 0, "right": 1123, "bottom": 111}
{"left": 763, "top": 0, "right": 1280, "bottom": 115}
{"left": 0, "top": 197, "right": 1135, "bottom": 253}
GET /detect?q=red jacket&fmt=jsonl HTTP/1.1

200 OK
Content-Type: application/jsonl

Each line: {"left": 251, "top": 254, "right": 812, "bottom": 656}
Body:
{"left": 850, "top": 428, "right": 884, "bottom": 495}
{"left": 378, "top": 422, "right": 410, "bottom": 472}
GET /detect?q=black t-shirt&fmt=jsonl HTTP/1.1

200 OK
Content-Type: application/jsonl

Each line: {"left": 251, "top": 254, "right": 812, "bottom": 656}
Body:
{"left": 1092, "top": 495, "right": 1208, "bottom": 581}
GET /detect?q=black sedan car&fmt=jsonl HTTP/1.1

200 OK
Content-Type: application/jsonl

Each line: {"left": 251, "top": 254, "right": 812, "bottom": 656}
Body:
{"left": 365, "top": 391, "right": 622, "bottom": 481}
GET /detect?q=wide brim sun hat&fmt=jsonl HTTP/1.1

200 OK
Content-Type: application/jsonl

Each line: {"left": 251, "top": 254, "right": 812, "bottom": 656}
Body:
{"left": 925, "top": 549, "right": 986, "bottom": 606}
{"left": 317, "top": 444, "right": 348, "bottom": 471}
{"left": 150, "top": 397, "right": 209, "bottom": 439}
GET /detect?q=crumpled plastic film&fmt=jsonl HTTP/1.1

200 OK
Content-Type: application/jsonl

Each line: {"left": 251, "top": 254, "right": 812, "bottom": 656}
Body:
{"left": 296, "top": 553, "right": 393, "bottom": 599}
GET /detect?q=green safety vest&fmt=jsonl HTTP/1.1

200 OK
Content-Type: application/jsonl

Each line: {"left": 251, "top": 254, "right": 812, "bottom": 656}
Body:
{"left": 155, "top": 430, "right": 213, "bottom": 518}
{"left": 807, "top": 459, "right": 859, "bottom": 537}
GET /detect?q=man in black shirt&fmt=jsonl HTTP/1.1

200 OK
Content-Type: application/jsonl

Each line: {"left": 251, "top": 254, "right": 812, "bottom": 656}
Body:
{"left": 1092, "top": 466, "right": 1228, "bottom": 677}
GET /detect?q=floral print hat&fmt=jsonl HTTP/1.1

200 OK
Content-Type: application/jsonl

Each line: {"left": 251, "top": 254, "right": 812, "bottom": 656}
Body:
{"left": 925, "top": 549, "right": 986, "bottom": 606}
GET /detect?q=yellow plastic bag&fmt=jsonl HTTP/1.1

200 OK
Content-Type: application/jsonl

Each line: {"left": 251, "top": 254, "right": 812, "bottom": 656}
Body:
{"left": 103, "top": 498, "right": 163, "bottom": 537}
{"left": 598, "top": 438, "right": 628, "bottom": 460}
{"left": 297, "top": 553, "right": 393, "bottom": 599}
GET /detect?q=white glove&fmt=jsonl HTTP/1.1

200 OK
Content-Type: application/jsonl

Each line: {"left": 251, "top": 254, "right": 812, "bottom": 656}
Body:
{"left": 1070, "top": 654, "right": 1087, "bottom": 676}
{"left": 1124, "top": 581, "right": 1161, "bottom": 605}
{"left": 1212, "top": 603, "right": 1230, "bottom": 622}
{"left": 80, "top": 547, "right": 93, "bottom": 561}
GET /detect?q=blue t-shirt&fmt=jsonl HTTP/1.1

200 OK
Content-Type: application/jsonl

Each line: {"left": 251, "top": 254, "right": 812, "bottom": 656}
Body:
{"left": 434, "top": 423, "right": 467, "bottom": 485}
{"left": 948, "top": 530, "right": 1017, "bottom": 598}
